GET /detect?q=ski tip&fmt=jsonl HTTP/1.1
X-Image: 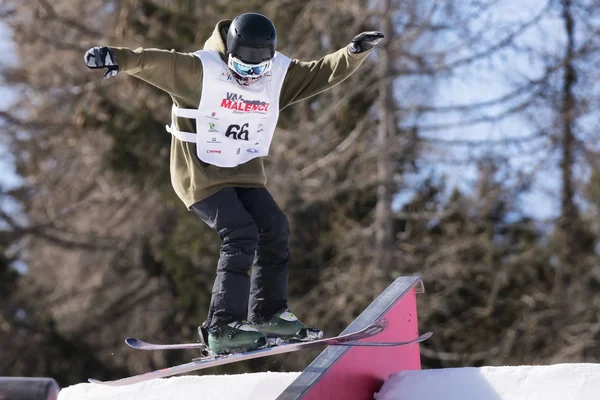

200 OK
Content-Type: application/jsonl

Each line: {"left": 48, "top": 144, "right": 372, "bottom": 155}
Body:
{"left": 88, "top": 378, "right": 103, "bottom": 384}
{"left": 125, "top": 337, "right": 144, "bottom": 348}
{"left": 421, "top": 331, "right": 434, "bottom": 340}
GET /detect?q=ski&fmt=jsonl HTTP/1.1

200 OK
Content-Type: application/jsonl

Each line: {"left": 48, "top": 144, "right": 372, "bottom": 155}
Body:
{"left": 89, "top": 319, "right": 432, "bottom": 387}
{"left": 330, "top": 332, "right": 432, "bottom": 346}
{"left": 124, "top": 321, "right": 383, "bottom": 352}
{"left": 126, "top": 329, "right": 322, "bottom": 351}
{"left": 125, "top": 331, "right": 434, "bottom": 351}
{"left": 125, "top": 337, "right": 207, "bottom": 351}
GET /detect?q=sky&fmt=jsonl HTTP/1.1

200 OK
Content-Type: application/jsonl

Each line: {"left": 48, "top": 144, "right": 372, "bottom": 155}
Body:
{"left": 392, "top": 0, "right": 565, "bottom": 221}
{"left": 0, "top": 21, "right": 26, "bottom": 274}
{"left": 0, "top": 21, "right": 19, "bottom": 190}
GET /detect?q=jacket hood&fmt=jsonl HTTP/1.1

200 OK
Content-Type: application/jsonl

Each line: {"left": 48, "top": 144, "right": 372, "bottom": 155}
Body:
{"left": 203, "top": 20, "right": 232, "bottom": 59}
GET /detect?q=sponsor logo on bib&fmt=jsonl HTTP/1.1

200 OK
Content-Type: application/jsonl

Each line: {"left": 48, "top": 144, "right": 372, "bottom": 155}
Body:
{"left": 221, "top": 92, "right": 269, "bottom": 113}
{"left": 220, "top": 67, "right": 235, "bottom": 83}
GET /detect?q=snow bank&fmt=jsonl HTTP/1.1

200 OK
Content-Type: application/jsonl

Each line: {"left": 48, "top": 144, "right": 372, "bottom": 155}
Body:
{"left": 57, "top": 372, "right": 300, "bottom": 400}
{"left": 375, "top": 363, "right": 600, "bottom": 400}
{"left": 58, "top": 363, "right": 600, "bottom": 400}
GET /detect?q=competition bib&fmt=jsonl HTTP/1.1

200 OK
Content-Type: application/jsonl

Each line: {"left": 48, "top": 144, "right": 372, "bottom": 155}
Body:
{"left": 166, "top": 50, "right": 291, "bottom": 168}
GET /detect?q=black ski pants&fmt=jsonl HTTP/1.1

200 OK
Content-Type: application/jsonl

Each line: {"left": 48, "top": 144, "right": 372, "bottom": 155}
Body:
{"left": 190, "top": 187, "right": 290, "bottom": 330}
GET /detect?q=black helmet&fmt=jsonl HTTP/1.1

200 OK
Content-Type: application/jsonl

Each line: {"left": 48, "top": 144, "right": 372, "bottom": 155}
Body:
{"left": 227, "top": 13, "right": 277, "bottom": 64}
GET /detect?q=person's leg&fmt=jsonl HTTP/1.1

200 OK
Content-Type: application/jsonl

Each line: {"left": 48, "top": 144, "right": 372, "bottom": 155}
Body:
{"left": 235, "top": 187, "right": 290, "bottom": 323}
{"left": 190, "top": 187, "right": 259, "bottom": 329}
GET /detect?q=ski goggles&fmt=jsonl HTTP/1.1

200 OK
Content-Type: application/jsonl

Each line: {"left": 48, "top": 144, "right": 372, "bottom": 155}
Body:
{"left": 228, "top": 55, "right": 272, "bottom": 77}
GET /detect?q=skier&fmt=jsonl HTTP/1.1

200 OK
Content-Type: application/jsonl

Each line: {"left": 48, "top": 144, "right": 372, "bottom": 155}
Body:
{"left": 84, "top": 12, "right": 383, "bottom": 354}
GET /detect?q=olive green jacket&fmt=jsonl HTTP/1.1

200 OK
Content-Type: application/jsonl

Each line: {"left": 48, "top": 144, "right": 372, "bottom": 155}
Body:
{"left": 109, "top": 20, "right": 372, "bottom": 208}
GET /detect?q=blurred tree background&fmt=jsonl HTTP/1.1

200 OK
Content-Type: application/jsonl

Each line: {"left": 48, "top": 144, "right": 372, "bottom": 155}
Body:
{"left": 1, "top": 0, "right": 600, "bottom": 387}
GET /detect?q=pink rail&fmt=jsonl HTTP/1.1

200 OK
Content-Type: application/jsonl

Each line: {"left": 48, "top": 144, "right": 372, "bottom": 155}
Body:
{"left": 278, "top": 276, "right": 427, "bottom": 400}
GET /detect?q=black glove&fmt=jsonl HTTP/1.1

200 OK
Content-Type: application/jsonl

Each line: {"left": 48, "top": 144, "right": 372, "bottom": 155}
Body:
{"left": 348, "top": 31, "right": 384, "bottom": 54}
{"left": 84, "top": 46, "right": 119, "bottom": 79}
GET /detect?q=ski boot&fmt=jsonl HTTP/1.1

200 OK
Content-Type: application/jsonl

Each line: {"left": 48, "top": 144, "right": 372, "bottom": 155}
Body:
{"left": 254, "top": 310, "right": 323, "bottom": 344}
{"left": 198, "top": 321, "right": 267, "bottom": 354}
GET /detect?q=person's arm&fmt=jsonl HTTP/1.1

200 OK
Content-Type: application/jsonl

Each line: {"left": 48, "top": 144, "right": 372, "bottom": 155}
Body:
{"left": 279, "top": 31, "right": 384, "bottom": 108}
{"left": 84, "top": 46, "right": 203, "bottom": 97}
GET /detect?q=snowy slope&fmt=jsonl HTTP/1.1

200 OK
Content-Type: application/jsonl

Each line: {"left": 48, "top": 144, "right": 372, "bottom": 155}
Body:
{"left": 57, "top": 363, "right": 600, "bottom": 400}
{"left": 57, "top": 372, "right": 300, "bottom": 400}
{"left": 375, "top": 364, "right": 600, "bottom": 400}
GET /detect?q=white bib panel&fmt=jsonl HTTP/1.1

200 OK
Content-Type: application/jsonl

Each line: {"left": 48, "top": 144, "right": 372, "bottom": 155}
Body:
{"left": 166, "top": 50, "right": 291, "bottom": 168}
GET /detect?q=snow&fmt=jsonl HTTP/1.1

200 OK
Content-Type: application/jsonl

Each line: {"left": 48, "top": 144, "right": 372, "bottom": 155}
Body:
{"left": 57, "top": 363, "right": 600, "bottom": 400}
{"left": 57, "top": 372, "right": 300, "bottom": 400}
{"left": 375, "top": 364, "right": 600, "bottom": 400}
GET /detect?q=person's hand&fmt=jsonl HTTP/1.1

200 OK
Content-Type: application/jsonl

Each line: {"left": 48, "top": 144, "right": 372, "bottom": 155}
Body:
{"left": 348, "top": 32, "right": 384, "bottom": 54}
{"left": 84, "top": 46, "right": 119, "bottom": 79}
